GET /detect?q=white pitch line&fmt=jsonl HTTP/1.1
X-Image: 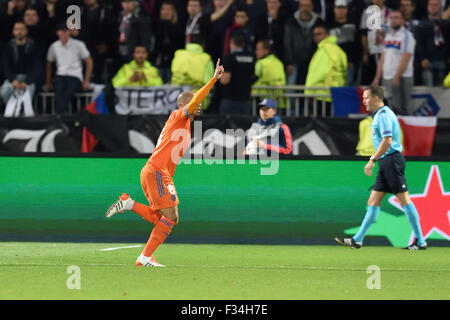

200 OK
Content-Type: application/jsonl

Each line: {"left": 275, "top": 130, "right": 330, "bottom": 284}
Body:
{"left": 0, "top": 263, "right": 449, "bottom": 272}
{"left": 99, "top": 245, "right": 143, "bottom": 251}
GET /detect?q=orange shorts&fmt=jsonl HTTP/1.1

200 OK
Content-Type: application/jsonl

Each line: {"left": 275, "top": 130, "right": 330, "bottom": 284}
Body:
{"left": 140, "top": 164, "right": 179, "bottom": 211}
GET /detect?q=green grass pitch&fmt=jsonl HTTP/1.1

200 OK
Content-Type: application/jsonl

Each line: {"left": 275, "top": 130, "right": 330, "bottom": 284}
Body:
{"left": 1, "top": 242, "right": 449, "bottom": 300}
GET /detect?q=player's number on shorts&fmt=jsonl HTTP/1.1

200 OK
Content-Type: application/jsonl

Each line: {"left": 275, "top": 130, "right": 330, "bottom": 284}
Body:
{"left": 167, "top": 184, "right": 176, "bottom": 195}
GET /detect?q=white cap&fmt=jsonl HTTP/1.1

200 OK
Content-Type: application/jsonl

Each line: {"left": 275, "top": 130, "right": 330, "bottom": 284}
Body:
{"left": 335, "top": 0, "right": 348, "bottom": 7}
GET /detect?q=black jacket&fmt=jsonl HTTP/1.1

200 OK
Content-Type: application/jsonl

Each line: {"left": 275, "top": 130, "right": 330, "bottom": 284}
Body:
{"left": 151, "top": 19, "right": 184, "bottom": 68}
{"left": 79, "top": 5, "right": 116, "bottom": 57}
{"left": 283, "top": 13, "right": 323, "bottom": 66}
{"left": 254, "top": 9, "right": 289, "bottom": 63}
{"left": 2, "top": 38, "right": 42, "bottom": 85}
{"left": 117, "top": 7, "right": 154, "bottom": 59}
{"left": 414, "top": 19, "right": 450, "bottom": 62}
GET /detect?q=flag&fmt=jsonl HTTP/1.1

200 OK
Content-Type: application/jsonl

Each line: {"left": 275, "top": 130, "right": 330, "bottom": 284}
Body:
{"left": 81, "top": 91, "right": 109, "bottom": 153}
{"left": 330, "top": 87, "right": 367, "bottom": 116}
{"left": 398, "top": 116, "right": 437, "bottom": 156}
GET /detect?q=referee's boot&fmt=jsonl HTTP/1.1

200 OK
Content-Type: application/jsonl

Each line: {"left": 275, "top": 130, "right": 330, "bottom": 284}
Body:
{"left": 403, "top": 238, "right": 427, "bottom": 250}
{"left": 335, "top": 237, "right": 362, "bottom": 249}
{"left": 106, "top": 193, "right": 133, "bottom": 218}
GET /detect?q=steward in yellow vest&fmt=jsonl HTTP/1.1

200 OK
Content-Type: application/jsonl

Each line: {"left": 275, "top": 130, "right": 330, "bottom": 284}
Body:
{"left": 171, "top": 38, "right": 214, "bottom": 88}
{"left": 305, "top": 25, "right": 347, "bottom": 102}
{"left": 253, "top": 40, "right": 286, "bottom": 108}
{"left": 112, "top": 46, "right": 163, "bottom": 88}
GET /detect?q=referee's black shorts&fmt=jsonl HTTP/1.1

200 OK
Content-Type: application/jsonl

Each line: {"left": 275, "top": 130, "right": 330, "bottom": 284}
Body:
{"left": 373, "top": 151, "right": 408, "bottom": 194}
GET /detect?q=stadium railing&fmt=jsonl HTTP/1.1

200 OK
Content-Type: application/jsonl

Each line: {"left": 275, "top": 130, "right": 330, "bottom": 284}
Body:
{"left": 32, "top": 85, "right": 333, "bottom": 117}
{"left": 34, "top": 91, "right": 93, "bottom": 115}
{"left": 250, "top": 85, "right": 331, "bottom": 117}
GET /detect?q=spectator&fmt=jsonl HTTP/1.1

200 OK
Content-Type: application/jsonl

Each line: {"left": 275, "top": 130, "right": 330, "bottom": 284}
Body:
{"left": 117, "top": 0, "right": 154, "bottom": 68}
{"left": 284, "top": 0, "right": 323, "bottom": 85}
{"left": 44, "top": 0, "right": 75, "bottom": 25}
{"left": 185, "top": 0, "right": 210, "bottom": 44}
{"left": 305, "top": 24, "right": 347, "bottom": 105}
{"left": 2, "top": 0, "right": 29, "bottom": 38}
{"left": 41, "top": 0, "right": 80, "bottom": 48}
{"left": 345, "top": 0, "right": 368, "bottom": 25}
{"left": 223, "top": 6, "right": 255, "bottom": 57}
{"left": 360, "top": 0, "right": 391, "bottom": 85}
{"left": 1, "top": 21, "right": 41, "bottom": 105}
{"left": 23, "top": 7, "right": 52, "bottom": 54}
{"left": 244, "top": 98, "right": 293, "bottom": 155}
{"left": 3, "top": 0, "right": 28, "bottom": 20}
{"left": 283, "top": 0, "right": 334, "bottom": 22}
{"left": 415, "top": 0, "right": 450, "bottom": 86}
{"left": 206, "top": 0, "right": 235, "bottom": 62}
{"left": 327, "top": 0, "right": 361, "bottom": 86}
{"left": 219, "top": 33, "right": 255, "bottom": 115}
{"left": 239, "top": 0, "right": 267, "bottom": 22}
{"left": 112, "top": 45, "right": 163, "bottom": 88}
{"left": 171, "top": 34, "right": 214, "bottom": 88}
{"left": 401, "top": 0, "right": 420, "bottom": 31}
{"left": 254, "top": 0, "right": 288, "bottom": 62}
{"left": 78, "top": 0, "right": 116, "bottom": 84}
{"left": 372, "top": 10, "right": 416, "bottom": 115}
{"left": 45, "top": 23, "right": 93, "bottom": 114}
{"left": 312, "top": 0, "right": 334, "bottom": 22}
{"left": 400, "top": 0, "right": 422, "bottom": 85}
{"left": 414, "top": 0, "right": 450, "bottom": 20}
{"left": 252, "top": 39, "right": 286, "bottom": 108}
{"left": 140, "top": 0, "right": 187, "bottom": 22}
{"left": 152, "top": 0, "right": 185, "bottom": 83}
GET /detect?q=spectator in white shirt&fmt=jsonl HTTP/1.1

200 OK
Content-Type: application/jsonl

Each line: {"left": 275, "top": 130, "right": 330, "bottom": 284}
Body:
{"left": 360, "top": 0, "right": 391, "bottom": 85}
{"left": 372, "top": 10, "right": 416, "bottom": 115}
{"left": 45, "top": 23, "right": 93, "bottom": 114}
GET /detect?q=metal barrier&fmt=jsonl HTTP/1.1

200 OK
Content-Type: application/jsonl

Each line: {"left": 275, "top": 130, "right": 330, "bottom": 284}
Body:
{"left": 33, "top": 91, "right": 93, "bottom": 115}
{"left": 251, "top": 85, "right": 332, "bottom": 117}
{"left": 31, "top": 85, "right": 333, "bottom": 117}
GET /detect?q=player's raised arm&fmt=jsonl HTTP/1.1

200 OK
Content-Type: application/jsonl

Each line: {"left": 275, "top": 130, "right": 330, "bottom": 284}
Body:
{"left": 185, "top": 59, "right": 224, "bottom": 116}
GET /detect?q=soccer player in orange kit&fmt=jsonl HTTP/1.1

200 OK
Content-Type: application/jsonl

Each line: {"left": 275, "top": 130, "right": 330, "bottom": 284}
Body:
{"left": 106, "top": 59, "right": 224, "bottom": 267}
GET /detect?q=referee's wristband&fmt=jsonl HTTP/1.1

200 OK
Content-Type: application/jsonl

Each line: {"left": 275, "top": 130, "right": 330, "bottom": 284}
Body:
{"left": 369, "top": 156, "right": 377, "bottom": 162}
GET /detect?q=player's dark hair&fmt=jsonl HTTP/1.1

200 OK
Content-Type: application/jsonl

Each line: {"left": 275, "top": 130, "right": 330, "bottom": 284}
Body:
{"left": 367, "top": 85, "right": 384, "bottom": 99}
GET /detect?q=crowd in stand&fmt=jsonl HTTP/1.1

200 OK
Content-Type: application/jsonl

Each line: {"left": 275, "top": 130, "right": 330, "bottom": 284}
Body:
{"left": 0, "top": 0, "right": 450, "bottom": 115}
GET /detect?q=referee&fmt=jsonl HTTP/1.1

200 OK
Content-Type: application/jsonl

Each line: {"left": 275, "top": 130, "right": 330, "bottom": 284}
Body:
{"left": 335, "top": 86, "right": 427, "bottom": 250}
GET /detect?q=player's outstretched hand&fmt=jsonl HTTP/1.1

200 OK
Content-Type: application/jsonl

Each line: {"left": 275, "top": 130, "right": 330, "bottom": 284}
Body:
{"left": 214, "top": 59, "right": 224, "bottom": 80}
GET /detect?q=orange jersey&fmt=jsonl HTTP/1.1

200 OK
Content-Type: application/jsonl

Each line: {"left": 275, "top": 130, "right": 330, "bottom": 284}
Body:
{"left": 148, "top": 107, "right": 191, "bottom": 177}
{"left": 148, "top": 77, "right": 216, "bottom": 177}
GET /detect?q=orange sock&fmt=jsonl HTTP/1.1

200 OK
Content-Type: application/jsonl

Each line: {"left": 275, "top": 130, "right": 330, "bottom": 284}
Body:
{"left": 131, "top": 201, "right": 161, "bottom": 225}
{"left": 142, "top": 217, "right": 176, "bottom": 257}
